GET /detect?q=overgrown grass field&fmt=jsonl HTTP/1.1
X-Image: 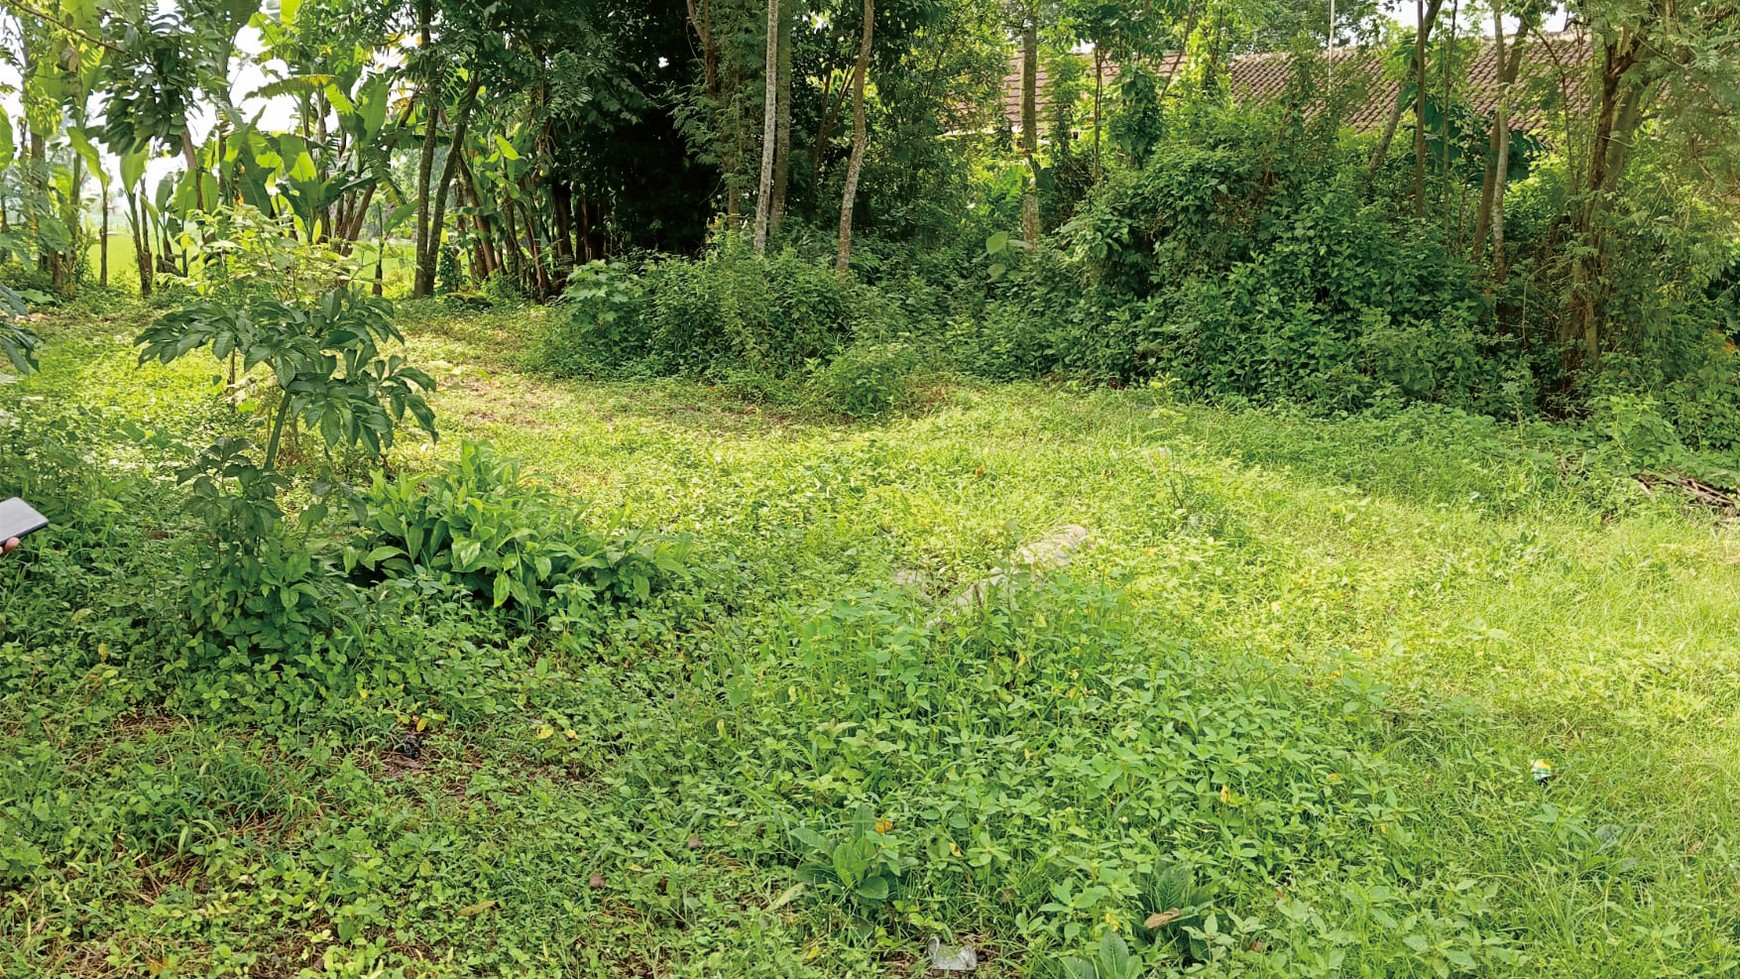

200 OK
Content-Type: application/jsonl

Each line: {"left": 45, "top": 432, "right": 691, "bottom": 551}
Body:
{"left": 4, "top": 300, "right": 1740, "bottom": 977}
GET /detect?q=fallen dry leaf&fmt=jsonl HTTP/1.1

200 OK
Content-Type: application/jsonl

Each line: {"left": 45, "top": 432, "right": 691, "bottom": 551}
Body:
{"left": 1145, "top": 908, "right": 1182, "bottom": 929}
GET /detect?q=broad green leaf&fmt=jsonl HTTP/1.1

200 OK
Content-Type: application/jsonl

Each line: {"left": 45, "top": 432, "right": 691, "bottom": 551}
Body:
{"left": 120, "top": 148, "right": 146, "bottom": 191}
{"left": 288, "top": 150, "right": 318, "bottom": 183}
{"left": 356, "top": 74, "right": 390, "bottom": 138}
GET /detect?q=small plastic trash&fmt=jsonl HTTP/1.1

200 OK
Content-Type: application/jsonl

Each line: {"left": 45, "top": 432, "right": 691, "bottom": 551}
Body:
{"left": 1531, "top": 759, "right": 1556, "bottom": 786}
{"left": 928, "top": 937, "right": 978, "bottom": 972}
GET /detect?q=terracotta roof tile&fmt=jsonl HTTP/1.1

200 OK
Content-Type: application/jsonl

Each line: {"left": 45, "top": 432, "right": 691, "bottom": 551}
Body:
{"left": 999, "top": 32, "right": 1589, "bottom": 134}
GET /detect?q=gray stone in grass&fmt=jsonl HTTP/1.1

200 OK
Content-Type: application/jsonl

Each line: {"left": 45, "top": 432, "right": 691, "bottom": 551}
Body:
{"left": 891, "top": 568, "right": 933, "bottom": 597}
{"left": 1013, "top": 524, "right": 1089, "bottom": 569}
{"left": 928, "top": 937, "right": 978, "bottom": 972}
{"left": 951, "top": 524, "right": 1090, "bottom": 609}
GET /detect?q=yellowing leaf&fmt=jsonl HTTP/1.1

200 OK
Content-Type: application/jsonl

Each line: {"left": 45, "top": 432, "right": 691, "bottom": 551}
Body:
{"left": 1219, "top": 785, "right": 1232, "bottom": 804}
{"left": 457, "top": 898, "right": 497, "bottom": 917}
{"left": 535, "top": 725, "right": 554, "bottom": 740}
{"left": 767, "top": 883, "right": 806, "bottom": 911}
{"left": 1145, "top": 909, "right": 1182, "bottom": 929}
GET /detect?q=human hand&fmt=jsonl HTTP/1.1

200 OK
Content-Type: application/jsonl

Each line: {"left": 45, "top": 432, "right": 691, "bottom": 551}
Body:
{"left": 2, "top": 538, "right": 17, "bottom": 557}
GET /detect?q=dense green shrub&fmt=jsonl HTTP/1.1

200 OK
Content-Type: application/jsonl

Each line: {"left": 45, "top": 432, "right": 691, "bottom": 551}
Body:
{"left": 807, "top": 339, "right": 933, "bottom": 418}
{"left": 537, "top": 241, "right": 864, "bottom": 379}
{"left": 351, "top": 440, "right": 693, "bottom": 629}
{"left": 1014, "top": 106, "right": 1523, "bottom": 411}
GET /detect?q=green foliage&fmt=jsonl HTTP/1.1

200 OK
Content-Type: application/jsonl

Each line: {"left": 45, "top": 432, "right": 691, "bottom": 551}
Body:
{"left": 791, "top": 804, "right": 913, "bottom": 923}
{"left": 0, "top": 280, "right": 37, "bottom": 375}
{"left": 8, "top": 303, "right": 1740, "bottom": 974}
{"left": 349, "top": 440, "right": 693, "bottom": 628}
{"left": 806, "top": 339, "right": 933, "bottom": 418}
{"left": 534, "top": 242, "right": 946, "bottom": 421}
{"left": 137, "top": 287, "right": 436, "bottom": 470}
{"left": 531, "top": 259, "right": 648, "bottom": 376}
{"left": 177, "top": 204, "right": 362, "bottom": 304}
{"left": 540, "top": 240, "right": 861, "bottom": 379}
{"left": 1060, "top": 933, "right": 1142, "bottom": 979}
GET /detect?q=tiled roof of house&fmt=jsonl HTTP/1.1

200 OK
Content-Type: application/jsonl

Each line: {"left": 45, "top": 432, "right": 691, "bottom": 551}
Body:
{"left": 1000, "top": 32, "right": 1589, "bottom": 134}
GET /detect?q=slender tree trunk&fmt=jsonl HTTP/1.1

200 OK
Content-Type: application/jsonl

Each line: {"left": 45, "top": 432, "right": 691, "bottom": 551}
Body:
{"left": 1365, "top": 89, "right": 1405, "bottom": 185}
{"left": 812, "top": 72, "right": 852, "bottom": 191}
{"left": 1020, "top": 11, "right": 1041, "bottom": 244}
{"left": 1474, "top": 12, "right": 1524, "bottom": 269}
{"left": 1410, "top": 0, "right": 1446, "bottom": 217}
{"left": 340, "top": 183, "right": 376, "bottom": 250}
{"left": 835, "top": 0, "right": 873, "bottom": 273}
{"left": 727, "top": 56, "right": 746, "bottom": 227}
{"left": 1568, "top": 39, "right": 1647, "bottom": 372}
{"left": 1437, "top": 0, "right": 1460, "bottom": 238}
{"left": 1092, "top": 46, "right": 1104, "bottom": 183}
{"left": 502, "top": 194, "right": 527, "bottom": 290}
{"left": 552, "top": 181, "right": 576, "bottom": 267}
{"left": 180, "top": 130, "right": 206, "bottom": 214}
{"left": 581, "top": 196, "right": 599, "bottom": 262}
{"left": 100, "top": 195, "right": 109, "bottom": 287}
{"left": 770, "top": 0, "right": 794, "bottom": 235}
{"left": 517, "top": 197, "right": 550, "bottom": 296}
{"left": 753, "top": 0, "right": 779, "bottom": 253}
{"left": 129, "top": 191, "right": 152, "bottom": 298}
{"left": 27, "top": 130, "right": 46, "bottom": 274}
{"left": 418, "top": 76, "right": 481, "bottom": 296}
{"left": 411, "top": 0, "right": 437, "bottom": 298}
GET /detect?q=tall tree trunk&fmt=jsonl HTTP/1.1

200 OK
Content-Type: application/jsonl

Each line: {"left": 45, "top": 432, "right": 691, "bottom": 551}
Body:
{"left": 754, "top": 0, "right": 779, "bottom": 253}
{"left": 411, "top": 0, "right": 437, "bottom": 298}
{"left": 1473, "top": 12, "right": 1525, "bottom": 267}
{"left": 770, "top": 0, "right": 794, "bottom": 235}
{"left": 417, "top": 76, "right": 481, "bottom": 297}
{"left": 340, "top": 183, "right": 377, "bottom": 250}
{"left": 1567, "top": 36, "right": 1647, "bottom": 372}
{"left": 1365, "top": 90, "right": 1405, "bottom": 184}
{"left": 27, "top": 130, "right": 46, "bottom": 274}
{"left": 1092, "top": 46, "right": 1105, "bottom": 183}
{"left": 1437, "top": 0, "right": 1460, "bottom": 237}
{"left": 180, "top": 130, "right": 206, "bottom": 214}
{"left": 502, "top": 193, "right": 527, "bottom": 291}
{"left": 1020, "top": 11, "right": 1041, "bottom": 244}
{"left": 835, "top": 0, "right": 873, "bottom": 273}
{"left": 100, "top": 194, "right": 109, "bottom": 288}
{"left": 1411, "top": 0, "right": 1446, "bottom": 217}
{"left": 128, "top": 190, "right": 152, "bottom": 298}
{"left": 517, "top": 197, "right": 550, "bottom": 297}
{"left": 812, "top": 72, "right": 850, "bottom": 190}
{"left": 552, "top": 181, "right": 576, "bottom": 267}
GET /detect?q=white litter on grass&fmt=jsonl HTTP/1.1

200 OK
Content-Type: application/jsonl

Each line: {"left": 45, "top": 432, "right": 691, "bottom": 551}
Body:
{"left": 928, "top": 937, "right": 978, "bottom": 972}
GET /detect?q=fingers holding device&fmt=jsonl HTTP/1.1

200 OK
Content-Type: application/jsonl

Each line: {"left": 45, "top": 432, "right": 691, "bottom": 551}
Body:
{"left": 0, "top": 498, "right": 48, "bottom": 556}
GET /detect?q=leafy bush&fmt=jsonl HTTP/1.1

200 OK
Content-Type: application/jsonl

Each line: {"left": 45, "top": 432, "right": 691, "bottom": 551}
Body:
{"left": 536, "top": 240, "right": 864, "bottom": 379}
{"left": 1022, "top": 107, "right": 1521, "bottom": 410}
{"left": 531, "top": 259, "right": 648, "bottom": 375}
{"left": 0, "top": 281, "right": 36, "bottom": 374}
{"left": 807, "top": 339, "right": 933, "bottom": 418}
{"left": 350, "top": 440, "right": 693, "bottom": 629}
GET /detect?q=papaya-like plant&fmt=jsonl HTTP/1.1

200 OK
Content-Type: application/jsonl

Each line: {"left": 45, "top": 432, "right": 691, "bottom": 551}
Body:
{"left": 137, "top": 287, "right": 436, "bottom": 472}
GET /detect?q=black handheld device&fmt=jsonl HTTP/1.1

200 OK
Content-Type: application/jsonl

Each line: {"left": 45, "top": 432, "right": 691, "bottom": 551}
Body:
{"left": 0, "top": 497, "right": 48, "bottom": 542}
